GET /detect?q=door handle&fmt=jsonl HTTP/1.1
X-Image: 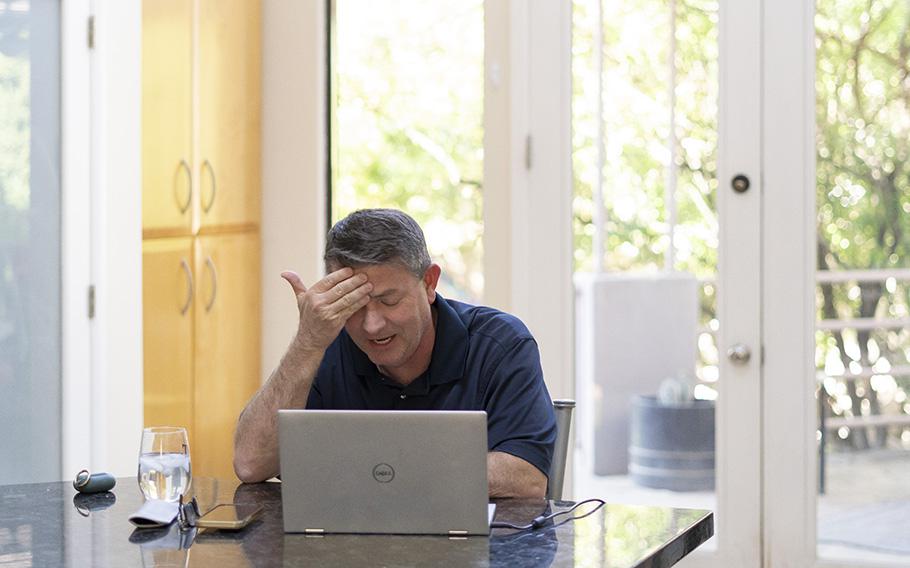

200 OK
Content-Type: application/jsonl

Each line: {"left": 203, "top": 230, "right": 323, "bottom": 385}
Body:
{"left": 175, "top": 159, "right": 193, "bottom": 214}
{"left": 179, "top": 259, "right": 193, "bottom": 315}
{"left": 726, "top": 343, "right": 751, "bottom": 364}
{"left": 201, "top": 159, "right": 216, "bottom": 213}
{"left": 204, "top": 256, "right": 218, "bottom": 312}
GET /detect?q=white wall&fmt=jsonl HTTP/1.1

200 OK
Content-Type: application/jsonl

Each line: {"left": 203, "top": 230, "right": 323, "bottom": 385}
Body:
{"left": 260, "top": 0, "right": 329, "bottom": 382}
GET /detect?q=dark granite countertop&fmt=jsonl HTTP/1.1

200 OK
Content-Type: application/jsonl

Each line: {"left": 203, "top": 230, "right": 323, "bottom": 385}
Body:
{"left": 0, "top": 478, "right": 712, "bottom": 567}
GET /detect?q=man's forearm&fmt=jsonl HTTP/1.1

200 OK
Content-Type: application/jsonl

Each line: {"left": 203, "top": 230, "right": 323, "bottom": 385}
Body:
{"left": 487, "top": 451, "right": 548, "bottom": 499}
{"left": 233, "top": 338, "right": 324, "bottom": 482}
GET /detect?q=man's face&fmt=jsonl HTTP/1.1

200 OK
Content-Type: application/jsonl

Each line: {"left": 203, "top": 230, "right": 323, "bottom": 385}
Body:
{"left": 343, "top": 262, "right": 441, "bottom": 380}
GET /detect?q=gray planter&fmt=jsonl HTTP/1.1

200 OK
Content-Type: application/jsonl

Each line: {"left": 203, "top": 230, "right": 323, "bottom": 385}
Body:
{"left": 629, "top": 395, "right": 715, "bottom": 491}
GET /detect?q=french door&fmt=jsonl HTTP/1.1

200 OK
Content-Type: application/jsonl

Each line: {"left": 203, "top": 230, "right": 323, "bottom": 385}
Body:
{"left": 765, "top": 0, "right": 910, "bottom": 566}
{"left": 569, "top": 0, "right": 762, "bottom": 564}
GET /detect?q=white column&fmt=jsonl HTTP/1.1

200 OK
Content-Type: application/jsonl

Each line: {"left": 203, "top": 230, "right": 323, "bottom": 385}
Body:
{"left": 260, "top": 0, "right": 328, "bottom": 382}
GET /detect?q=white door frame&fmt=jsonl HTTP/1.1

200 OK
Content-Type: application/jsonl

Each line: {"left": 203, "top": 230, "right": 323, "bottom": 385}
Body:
{"left": 483, "top": 0, "right": 576, "bottom": 493}
{"left": 761, "top": 0, "right": 818, "bottom": 566}
{"left": 61, "top": 0, "right": 144, "bottom": 478}
{"left": 711, "top": 0, "right": 765, "bottom": 565}
{"left": 61, "top": 0, "right": 93, "bottom": 477}
{"left": 483, "top": 2, "right": 575, "bottom": 396}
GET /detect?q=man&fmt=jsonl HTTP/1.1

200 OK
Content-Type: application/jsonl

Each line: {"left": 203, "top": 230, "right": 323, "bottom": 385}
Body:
{"left": 233, "top": 209, "right": 556, "bottom": 498}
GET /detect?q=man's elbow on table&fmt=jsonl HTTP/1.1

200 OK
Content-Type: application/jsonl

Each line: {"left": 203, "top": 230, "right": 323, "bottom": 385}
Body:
{"left": 487, "top": 451, "right": 548, "bottom": 499}
{"left": 234, "top": 452, "right": 272, "bottom": 484}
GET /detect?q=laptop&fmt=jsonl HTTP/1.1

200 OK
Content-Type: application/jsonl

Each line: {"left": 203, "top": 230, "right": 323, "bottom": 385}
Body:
{"left": 278, "top": 409, "right": 493, "bottom": 535}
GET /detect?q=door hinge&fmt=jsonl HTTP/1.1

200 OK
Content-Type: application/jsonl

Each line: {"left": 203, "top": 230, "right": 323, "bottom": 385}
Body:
{"left": 88, "top": 285, "right": 96, "bottom": 319}
{"left": 87, "top": 16, "right": 95, "bottom": 49}
{"left": 524, "top": 134, "right": 533, "bottom": 170}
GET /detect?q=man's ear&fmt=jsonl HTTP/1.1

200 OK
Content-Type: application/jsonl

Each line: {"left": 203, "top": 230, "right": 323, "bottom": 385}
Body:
{"left": 422, "top": 264, "right": 441, "bottom": 303}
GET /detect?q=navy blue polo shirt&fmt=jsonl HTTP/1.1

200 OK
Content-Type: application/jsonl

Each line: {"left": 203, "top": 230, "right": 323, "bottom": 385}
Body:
{"left": 306, "top": 294, "right": 557, "bottom": 477}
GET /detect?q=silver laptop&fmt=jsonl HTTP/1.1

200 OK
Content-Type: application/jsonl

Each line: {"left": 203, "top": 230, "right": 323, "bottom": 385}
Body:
{"left": 278, "top": 409, "right": 492, "bottom": 535}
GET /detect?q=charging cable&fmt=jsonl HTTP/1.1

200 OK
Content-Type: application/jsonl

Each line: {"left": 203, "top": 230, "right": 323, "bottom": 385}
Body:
{"left": 490, "top": 498, "right": 606, "bottom": 531}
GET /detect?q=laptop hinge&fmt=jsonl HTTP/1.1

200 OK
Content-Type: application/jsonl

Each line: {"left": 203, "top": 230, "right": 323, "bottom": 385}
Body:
{"left": 304, "top": 528, "right": 325, "bottom": 535}
{"left": 448, "top": 530, "right": 468, "bottom": 536}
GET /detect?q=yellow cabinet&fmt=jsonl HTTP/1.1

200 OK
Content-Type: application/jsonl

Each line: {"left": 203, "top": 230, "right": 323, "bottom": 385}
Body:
{"left": 142, "top": 0, "right": 193, "bottom": 236}
{"left": 198, "top": 0, "right": 261, "bottom": 230}
{"left": 142, "top": 0, "right": 261, "bottom": 237}
{"left": 142, "top": 0, "right": 261, "bottom": 480}
{"left": 142, "top": 238, "right": 196, "bottom": 441}
{"left": 193, "top": 234, "right": 261, "bottom": 479}
{"left": 142, "top": 234, "right": 260, "bottom": 480}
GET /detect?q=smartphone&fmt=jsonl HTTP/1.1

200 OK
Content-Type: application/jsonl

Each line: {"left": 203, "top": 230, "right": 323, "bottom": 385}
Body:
{"left": 196, "top": 503, "right": 263, "bottom": 530}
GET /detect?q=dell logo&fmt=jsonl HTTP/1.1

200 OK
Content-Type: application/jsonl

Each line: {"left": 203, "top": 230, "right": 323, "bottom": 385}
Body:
{"left": 372, "top": 463, "right": 395, "bottom": 483}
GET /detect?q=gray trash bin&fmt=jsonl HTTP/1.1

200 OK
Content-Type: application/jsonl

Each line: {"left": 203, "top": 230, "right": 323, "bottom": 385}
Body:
{"left": 628, "top": 395, "right": 715, "bottom": 491}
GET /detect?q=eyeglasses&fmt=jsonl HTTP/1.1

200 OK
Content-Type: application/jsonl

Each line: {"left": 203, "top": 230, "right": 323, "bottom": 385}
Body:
{"left": 177, "top": 494, "right": 200, "bottom": 530}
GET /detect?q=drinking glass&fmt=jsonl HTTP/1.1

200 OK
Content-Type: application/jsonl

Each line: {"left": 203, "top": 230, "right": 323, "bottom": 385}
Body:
{"left": 138, "top": 426, "right": 191, "bottom": 502}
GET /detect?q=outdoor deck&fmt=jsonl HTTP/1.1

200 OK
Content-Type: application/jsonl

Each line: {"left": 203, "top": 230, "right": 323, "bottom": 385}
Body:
{"left": 572, "top": 447, "right": 910, "bottom": 563}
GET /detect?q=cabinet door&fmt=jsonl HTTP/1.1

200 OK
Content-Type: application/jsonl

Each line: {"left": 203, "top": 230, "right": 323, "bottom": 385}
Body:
{"left": 197, "top": 0, "right": 262, "bottom": 230}
{"left": 194, "top": 233, "right": 261, "bottom": 479}
{"left": 142, "top": 238, "right": 195, "bottom": 446}
{"left": 142, "top": 0, "right": 193, "bottom": 237}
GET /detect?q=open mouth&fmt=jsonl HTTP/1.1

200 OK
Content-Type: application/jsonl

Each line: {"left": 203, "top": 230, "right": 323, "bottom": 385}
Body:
{"left": 370, "top": 336, "right": 394, "bottom": 346}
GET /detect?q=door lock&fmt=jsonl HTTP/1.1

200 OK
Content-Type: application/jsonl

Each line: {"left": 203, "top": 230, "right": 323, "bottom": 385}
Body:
{"left": 731, "top": 174, "right": 750, "bottom": 193}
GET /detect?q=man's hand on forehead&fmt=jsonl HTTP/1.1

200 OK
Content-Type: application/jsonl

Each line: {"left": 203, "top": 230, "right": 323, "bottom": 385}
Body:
{"left": 281, "top": 267, "right": 373, "bottom": 351}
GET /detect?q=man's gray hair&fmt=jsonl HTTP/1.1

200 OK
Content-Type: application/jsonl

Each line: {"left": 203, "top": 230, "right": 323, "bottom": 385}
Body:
{"left": 324, "top": 209, "right": 432, "bottom": 277}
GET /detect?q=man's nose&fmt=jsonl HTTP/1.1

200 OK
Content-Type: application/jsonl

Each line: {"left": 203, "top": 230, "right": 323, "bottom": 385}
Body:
{"left": 361, "top": 305, "right": 385, "bottom": 335}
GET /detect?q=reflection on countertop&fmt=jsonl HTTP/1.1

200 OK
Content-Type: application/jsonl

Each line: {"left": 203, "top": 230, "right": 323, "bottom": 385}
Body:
{"left": 0, "top": 477, "right": 712, "bottom": 568}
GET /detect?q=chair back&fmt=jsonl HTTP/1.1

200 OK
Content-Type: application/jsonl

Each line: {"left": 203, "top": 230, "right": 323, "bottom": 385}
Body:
{"left": 547, "top": 399, "right": 576, "bottom": 501}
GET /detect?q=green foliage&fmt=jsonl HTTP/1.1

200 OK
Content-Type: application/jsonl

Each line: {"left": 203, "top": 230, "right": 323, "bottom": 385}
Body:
{"left": 572, "top": 0, "right": 718, "bottom": 278}
{"left": 815, "top": 0, "right": 910, "bottom": 447}
{"left": 816, "top": 0, "right": 910, "bottom": 273}
{"left": 333, "top": 0, "right": 484, "bottom": 302}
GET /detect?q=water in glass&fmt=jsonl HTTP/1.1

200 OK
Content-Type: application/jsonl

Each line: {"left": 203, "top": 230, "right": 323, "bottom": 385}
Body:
{"left": 138, "top": 452, "right": 191, "bottom": 501}
{"left": 138, "top": 426, "right": 190, "bottom": 502}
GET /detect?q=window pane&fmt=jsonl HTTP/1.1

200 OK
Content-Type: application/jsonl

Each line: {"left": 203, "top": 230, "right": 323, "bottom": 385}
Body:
{"left": 0, "top": 0, "right": 62, "bottom": 484}
{"left": 815, "top": 0, "right": 910, "bottom": 562}
{"left": 331, "top": 0, "right": 484, "bottom": 302}
{"left": 572, "top": 0, "right": 718, "bottom": 547}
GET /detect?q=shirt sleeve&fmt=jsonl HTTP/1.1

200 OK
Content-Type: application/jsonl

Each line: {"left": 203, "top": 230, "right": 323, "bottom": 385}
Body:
{"left": 482, "top": 337, "right": 557, "bottom": 478}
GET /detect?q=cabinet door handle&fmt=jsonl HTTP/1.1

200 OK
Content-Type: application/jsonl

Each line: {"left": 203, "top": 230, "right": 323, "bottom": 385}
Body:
{"left": 179, "top": 259, "right": 193, "bottom": 315}
{"left": 201, "top": 159, "right": 216, "bottom": 213}
{"left": 204, "top": 256, "right": 218, "bottom": 312}
{"left": 176, "top": 159, "right": 193, "bottom": 214}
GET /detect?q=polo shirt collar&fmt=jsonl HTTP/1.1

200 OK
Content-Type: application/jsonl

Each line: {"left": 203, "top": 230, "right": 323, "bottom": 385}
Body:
{"left": 348, "top": 293, "right": 468, "bottom": 386}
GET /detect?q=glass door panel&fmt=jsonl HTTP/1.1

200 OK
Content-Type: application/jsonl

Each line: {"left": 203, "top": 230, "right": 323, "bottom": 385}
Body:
{"left": 0, "top": 0, "right": 62, "bottom": 484}
{"left": 572, "top": 0, "right": 719, "bottom": 524}
{"left": 572, "top": 0, "right": 760, "bottom": 563}
{"left": 814, "top": 0, "right": 910, "bottom": 563}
